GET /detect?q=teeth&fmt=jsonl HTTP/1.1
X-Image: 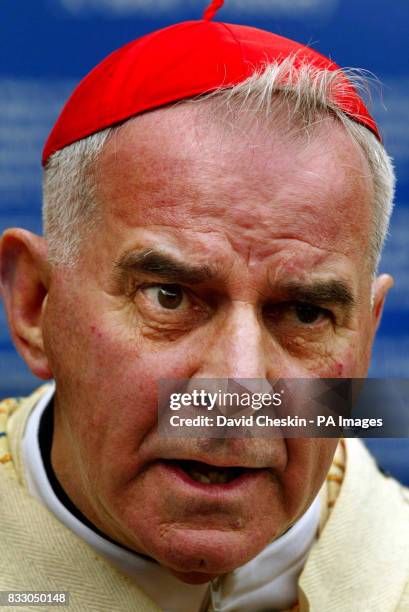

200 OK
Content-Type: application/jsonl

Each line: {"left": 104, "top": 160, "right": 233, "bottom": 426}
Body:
{"left": 187, "top": 468, "right": 230, "bottom": 485}
{"left": 190, "top": 470, "right": 211, "bottom": 484}
{"left": 209, "top": 470, "right": 229, "bottom": 484}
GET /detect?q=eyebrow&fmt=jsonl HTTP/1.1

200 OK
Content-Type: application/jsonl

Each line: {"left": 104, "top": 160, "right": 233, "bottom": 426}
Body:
{"left": 114, "top": 249, "right": 356, "bottom": 309}
{"left": 279, "top": 280, "right": 356, "bottom": 308}
{"left": 114, "top": 249, "right": 216, "bottom": 285}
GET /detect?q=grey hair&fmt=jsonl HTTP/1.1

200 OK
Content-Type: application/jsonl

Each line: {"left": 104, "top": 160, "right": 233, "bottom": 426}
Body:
{"left": 43, "top": 56, "right": 395, "bottom": 271}
{"left": 43, "top": 129, "right": 111, "bottom": 265}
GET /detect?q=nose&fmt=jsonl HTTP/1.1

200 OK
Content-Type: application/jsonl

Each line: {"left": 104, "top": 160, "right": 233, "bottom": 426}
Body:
{"left": 197, "top": 301, "right": 273, "bottom": 380}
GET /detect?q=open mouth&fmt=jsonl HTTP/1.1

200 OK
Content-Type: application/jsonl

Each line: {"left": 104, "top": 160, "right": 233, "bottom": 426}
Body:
{"left": 167, "top": 459, "right": 248, "bottom": 485}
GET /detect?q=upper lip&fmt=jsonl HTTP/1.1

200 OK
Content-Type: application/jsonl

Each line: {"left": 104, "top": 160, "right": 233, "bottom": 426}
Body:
{"left": 157, "top": 455, "right": 268, "bottom": 470}
{"left": 148, "top": 438, "right": 285, "bottom": 471}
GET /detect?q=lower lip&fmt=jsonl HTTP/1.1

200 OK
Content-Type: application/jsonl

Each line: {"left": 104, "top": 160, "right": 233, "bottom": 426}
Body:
{"left": 157, "top": 461, "right": 270, "bottom": 495}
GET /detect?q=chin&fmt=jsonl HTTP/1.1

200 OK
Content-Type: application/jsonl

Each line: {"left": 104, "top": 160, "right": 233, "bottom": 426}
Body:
{"left": 141, "top": 523, "right": 276, "bottom": 582}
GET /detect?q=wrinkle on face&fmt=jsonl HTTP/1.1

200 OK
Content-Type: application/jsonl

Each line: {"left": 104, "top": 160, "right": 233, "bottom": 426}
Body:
{"left": 90, "top": 106, "right": 375, "bottom": 379}
{"left": 44, "top": 100, "right": 379, "bottom": 577}
{"left": 95, "top": 103, "right": 373, "bottom": 275}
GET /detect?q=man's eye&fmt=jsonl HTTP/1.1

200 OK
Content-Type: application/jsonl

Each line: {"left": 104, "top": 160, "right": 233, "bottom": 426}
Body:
{"left": 294, "top": 302, "right": 325, "bottom": 324}
{"left": 143, "top": 284, "right": 188, "bottom": 310}
{"left": 264, "top": 301, "right": 330, "bottom": 326}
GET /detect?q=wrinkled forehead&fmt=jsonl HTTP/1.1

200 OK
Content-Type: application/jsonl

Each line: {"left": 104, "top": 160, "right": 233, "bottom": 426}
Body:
{"left": 93, "top": 101, "right": 374, "bottom": 266}
{"left": 100, "top": 97, "right": 356, "bottom": 166}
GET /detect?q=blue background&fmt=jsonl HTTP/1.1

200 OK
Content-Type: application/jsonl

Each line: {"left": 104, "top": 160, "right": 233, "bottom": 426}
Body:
{"left": 0, "top": 0, "right": 408, "bottom": 483}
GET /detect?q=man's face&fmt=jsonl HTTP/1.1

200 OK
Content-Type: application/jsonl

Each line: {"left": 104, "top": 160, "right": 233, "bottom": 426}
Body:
{"left": 42, "top": 103, "right": 379, "bottom": 582}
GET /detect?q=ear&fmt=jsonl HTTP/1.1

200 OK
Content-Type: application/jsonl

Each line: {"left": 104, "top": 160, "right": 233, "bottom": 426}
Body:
{"left": 371, "top": 273, "right": 394, "bottom": 334}
{"left": 0, "top": 228, "right": 52, "bottom": 380}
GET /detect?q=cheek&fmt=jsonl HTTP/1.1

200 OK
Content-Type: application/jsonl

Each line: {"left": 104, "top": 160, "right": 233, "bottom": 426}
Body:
{"left": 336, "top": 362, "right": 343, "bottom": 376}
{"left": 282, "top": 438, "right": 338, "bottom": 517}
{"left": 294, "top": 343, "right": 359, "bottom": 379}
{"left": 321, "top": 349, "right": 358, "bottom": 377}
{"left": 45, "top": 294, "right": 205, "bottom": 448}
{"left": 84, "top": 322, "right": 200, "bottom": 388}
{"left": 340, "top": 321, "right": 376, "bottom": 378}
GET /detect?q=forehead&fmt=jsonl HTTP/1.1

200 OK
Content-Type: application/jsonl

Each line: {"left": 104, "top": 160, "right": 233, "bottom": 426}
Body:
{"left": 93, "top": 101, "right": 373, "bottom": 268}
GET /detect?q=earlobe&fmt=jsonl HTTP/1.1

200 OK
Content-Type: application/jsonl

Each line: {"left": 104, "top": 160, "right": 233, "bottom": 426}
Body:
{"left": 371, "top": 273, "right": 394, "bottom": 333}
{"left": 0, "top": 228, "right": 53, "bottom": 380}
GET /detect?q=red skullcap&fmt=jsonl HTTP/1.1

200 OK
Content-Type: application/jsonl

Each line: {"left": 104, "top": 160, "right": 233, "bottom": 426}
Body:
{"left": 42, "top": 5, "right": 380, "bottom": 166}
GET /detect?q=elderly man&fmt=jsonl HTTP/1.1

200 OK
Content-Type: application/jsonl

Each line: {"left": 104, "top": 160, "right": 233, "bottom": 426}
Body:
{"left": 0, "top": 2, "right": 408, "bottom": 611}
